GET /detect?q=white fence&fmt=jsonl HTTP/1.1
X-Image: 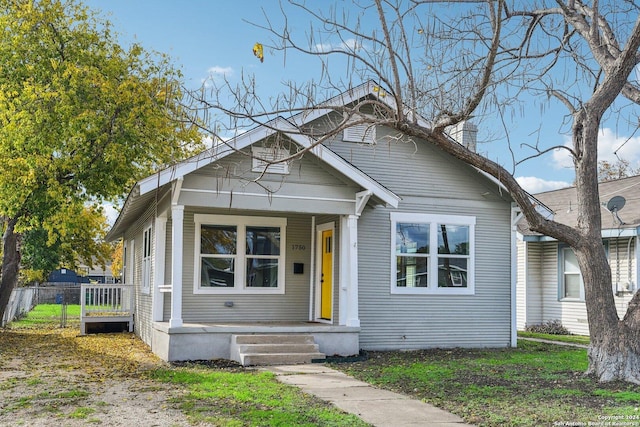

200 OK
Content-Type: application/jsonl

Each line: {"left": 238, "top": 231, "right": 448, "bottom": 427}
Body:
{"left": 80, "top": 284, "right": 134, "bottom": 334}
{"left": 2, "top": 287, "right": 35, "bottom": 327}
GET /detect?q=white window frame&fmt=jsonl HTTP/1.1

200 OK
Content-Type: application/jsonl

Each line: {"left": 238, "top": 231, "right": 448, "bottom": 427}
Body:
{"left": 390, "top": 212, "right": 475, "bottom": 295}
{"left": 558, "top": 245, "right": 585, "bottom": 301}
{"left": 194, "top": 214, "right": 287, "bottom": 295}
{"left": 141, "top": 224, "right": 152, "bottom": 295}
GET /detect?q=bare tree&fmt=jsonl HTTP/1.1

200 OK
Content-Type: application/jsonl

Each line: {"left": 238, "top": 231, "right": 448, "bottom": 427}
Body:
{"left": 186, "top": 0, "right": 640, "bottom": 383}
{"left": 598, "top": 159, "right": 640, "bottom": 181}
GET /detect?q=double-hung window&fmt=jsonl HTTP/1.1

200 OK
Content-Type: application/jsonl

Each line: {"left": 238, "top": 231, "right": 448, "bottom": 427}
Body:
{"left": 559, "top": 246, "right": 584, "bottom": 301}
{"left": 195, "top": 214, "right": 286, "bottom": 294}
{"left": 391, "top": 213, "right": 475, "bottom": 295}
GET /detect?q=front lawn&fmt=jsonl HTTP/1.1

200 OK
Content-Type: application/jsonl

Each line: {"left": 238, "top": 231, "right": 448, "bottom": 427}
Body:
{"left": 9, "top": 303, "right": 80, "bottom": 328}
{"left": 332, "top": 341, "right": 640, "bottom": 426}
{"left": 518, "top": 331, "right": 590, "bottom": 345}
{"left": 150, "top": 364, "right": 369, "bottom": 426}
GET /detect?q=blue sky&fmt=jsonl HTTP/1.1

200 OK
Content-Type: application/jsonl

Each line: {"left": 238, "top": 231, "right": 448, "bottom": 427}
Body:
{"left": 83, "top": 1, "right": 640, "bottom": 200}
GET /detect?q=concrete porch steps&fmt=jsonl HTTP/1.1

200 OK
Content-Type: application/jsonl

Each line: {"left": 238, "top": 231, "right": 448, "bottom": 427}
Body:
{"left": 231, "top": 334, "right": 326, "bottom": 366}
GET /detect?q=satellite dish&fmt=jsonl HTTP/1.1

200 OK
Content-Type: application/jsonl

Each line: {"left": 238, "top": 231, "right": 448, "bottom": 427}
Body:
{"left": 606, "top": 196, "right": 626, "bottom": 225}
{"left": 606, "top": 196, "right": 626, "bottom": 212}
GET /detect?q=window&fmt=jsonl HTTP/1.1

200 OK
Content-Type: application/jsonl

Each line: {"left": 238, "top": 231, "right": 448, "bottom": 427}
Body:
{"left": 194, "top": 214, "right": 286, "bottom": 294}
{"left": 391, "top": 213, "right": 475, "bottom": 294}
{"left": 142, "top": 225, "right": 152, "bottom": 294}
{"left": 559, "top": 246, "right": 584, "bottom": 300}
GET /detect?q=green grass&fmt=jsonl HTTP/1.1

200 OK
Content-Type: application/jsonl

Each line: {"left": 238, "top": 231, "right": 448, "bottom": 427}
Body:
{"left": 150, "top": 367, "right": 370, "bottom": 426}
{"left": 518, "top": 331, "right": 591, "bottom": 345}
{"left": 9, "top": 304, "right": 81, "bottom": 328}
{"left": 68, "top": 407, "right": 96, "bottom": 419}
{"left": 333, "top": 340, "right": 640, "bottom": 427}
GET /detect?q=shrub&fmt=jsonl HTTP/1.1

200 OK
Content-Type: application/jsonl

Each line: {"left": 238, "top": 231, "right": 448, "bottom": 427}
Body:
{"left": 525, "top": 320, "right": 571, "bottom": 335}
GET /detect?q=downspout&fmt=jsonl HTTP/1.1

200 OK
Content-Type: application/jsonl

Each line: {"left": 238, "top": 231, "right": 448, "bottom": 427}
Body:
{"left": 511, "top": 204, "right": 523, "bottom": 348}
{"left": 309, "top": 216, "right": 316, "bottom": 322}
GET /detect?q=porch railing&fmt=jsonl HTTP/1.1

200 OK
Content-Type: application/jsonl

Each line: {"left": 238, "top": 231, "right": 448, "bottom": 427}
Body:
{"left": 80, "top": 283, "right": 134, "bottom": 334}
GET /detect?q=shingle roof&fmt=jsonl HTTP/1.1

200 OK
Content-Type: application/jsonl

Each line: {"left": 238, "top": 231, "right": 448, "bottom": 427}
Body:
{"left": 518, "top": 174, "right": 640, "bottom": 237}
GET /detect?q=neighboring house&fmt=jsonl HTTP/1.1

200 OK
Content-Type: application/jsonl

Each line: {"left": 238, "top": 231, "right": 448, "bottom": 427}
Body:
{"left": 78, "top": 262, "right": 116, "bottom": 284}
{"left": 106, "top": 81, "right": 519, "bottom": 363}
{"left": 48, "top": 268, "right": 89, "bottom": 284}
{"left": 516, "top": 175, "right": 640, "bottom": 335}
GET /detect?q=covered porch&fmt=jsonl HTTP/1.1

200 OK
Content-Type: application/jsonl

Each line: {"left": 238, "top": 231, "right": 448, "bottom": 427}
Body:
{"left": 107, "top": 123, "right": 401, "bottom": 363}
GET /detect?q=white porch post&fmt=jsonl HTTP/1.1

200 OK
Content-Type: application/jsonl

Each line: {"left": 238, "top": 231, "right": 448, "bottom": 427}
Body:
{"left": 152, "top": 215, "right": 167, "bottom": 322}
{"left": 170, "top": 205, "right": 184, "bottom": 328}
{"left": 339, "top": 214, "right": 360, "bottom": 327}
{"left": 511, "top": 204, "right": 523, "bottom": 348}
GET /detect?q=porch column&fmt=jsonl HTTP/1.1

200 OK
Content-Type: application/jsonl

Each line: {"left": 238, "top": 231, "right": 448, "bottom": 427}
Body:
{"left": 339, "top": 214, "right": 360, "bottom": 327}
{"left": 170, "top": 205, "right": 184, "bottom": 328}
{"left": 511, "top": 204, "right": 523, "bottom": 348}
{"left": 152, "top": 215, "right": 167, "bottom": 322}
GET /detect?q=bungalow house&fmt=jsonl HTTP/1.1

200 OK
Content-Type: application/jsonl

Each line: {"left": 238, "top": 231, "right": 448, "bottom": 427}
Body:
{"left": 516, "top": 175, "right": 640, "bottom": 335}
{"left": 105, "top": 81, "right": 519, "bottom": 364}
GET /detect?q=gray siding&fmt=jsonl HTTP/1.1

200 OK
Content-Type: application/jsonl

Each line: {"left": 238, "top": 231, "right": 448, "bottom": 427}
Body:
{"left": 133, "top": 117, "right": 515, "bottom": 350}
{"left": 521, "top": 239, "right": 636, "bottom": 335}
{"left": 357, "top": 200, "right": 512, "bottom": 350}
{"left": 319, "top": 125, "right": 515, "bottom": 349}
{"left": 177, "top": 209, "right": 313, "bottom": 322}
{"left": 123, "top": 202, "right": 155, "bottom": 347}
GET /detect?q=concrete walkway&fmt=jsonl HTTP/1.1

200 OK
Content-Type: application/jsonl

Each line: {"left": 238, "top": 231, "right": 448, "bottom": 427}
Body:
{"left": 518, "top": 336, "right": 589, "bottom": 348}
{"left": 265, "top": 364, "right": 474, "bottom": 427}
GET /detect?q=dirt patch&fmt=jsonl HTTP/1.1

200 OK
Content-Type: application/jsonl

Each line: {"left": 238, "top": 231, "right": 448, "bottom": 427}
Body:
{"left": 0, "top": 326, "right": 195, "bottom": 426}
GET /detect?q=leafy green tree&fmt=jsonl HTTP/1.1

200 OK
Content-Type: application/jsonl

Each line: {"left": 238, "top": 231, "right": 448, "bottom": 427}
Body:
{"left": 21, "top": 203, "right": 112, "bottom": 283}
{"left": 0, "top": 0, "right": 200, "bottom": 320}
{"left": 110, "top": 240, "right": 123, "bottom": 282}
{"left": 21, "top": 228, "right": 61, "bottom": 283}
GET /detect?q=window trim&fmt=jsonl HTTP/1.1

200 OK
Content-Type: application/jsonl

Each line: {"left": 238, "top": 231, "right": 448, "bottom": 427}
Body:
{"left": 390, "top": 212, "right": 475, "bottom": 295}
{"left": 141, "top": 224, "right": 152, "bottom": 295}
{"left": 193, "top": 214, "right": 287, "bottom": 295}
{"left": 557, "top": 241, "right": 609, "bottom": 302}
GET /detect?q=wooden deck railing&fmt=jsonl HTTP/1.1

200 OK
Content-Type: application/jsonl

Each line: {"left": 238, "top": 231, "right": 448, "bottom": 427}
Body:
{"left": 80, "top": 284, "right": 134, "bottom": 334}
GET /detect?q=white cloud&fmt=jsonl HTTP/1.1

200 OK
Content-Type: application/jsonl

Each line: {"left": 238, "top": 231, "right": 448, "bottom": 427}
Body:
{"left": 201, "top": 65, "right": 234, "bottom": 87}
{"left": 207, "top": 65, "right": 233, "bottom": 76}
{"left": 516, "top": 176, "right": 572, "bottom": 194}
{"left": 314, "top": 39, "right": 366, "bottom": 53}
{"left": 552, "top": 128, "right": 640, "bottom": 170}
{"left": 314, "top": 42, "right": 333, "bottom": 53}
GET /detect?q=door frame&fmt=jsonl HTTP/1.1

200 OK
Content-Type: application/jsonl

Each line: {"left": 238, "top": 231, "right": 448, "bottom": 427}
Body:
{"left": 315, "top": 222, "right": 335, "bottom": 323}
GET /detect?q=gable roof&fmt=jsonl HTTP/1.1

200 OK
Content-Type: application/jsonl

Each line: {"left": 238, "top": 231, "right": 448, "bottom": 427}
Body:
{"left": 107, "top": 91, "right": 403, "bottom": 240}
{"left": 518, "top": 174, "right": 640, "bottom": 240}
{"left": 107, "top": 80, "right": 530, "bottom": 240}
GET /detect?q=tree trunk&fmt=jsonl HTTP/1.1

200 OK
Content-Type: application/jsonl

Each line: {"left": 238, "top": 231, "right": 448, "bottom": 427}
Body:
{"left": 573, "top": 240, "right": 640, "bottom": 384}
{"left": 0, "top": 217, "right": 21, "bottom": 324}
{"left": 572, "top": 109, "right": 640, "bottom": 384}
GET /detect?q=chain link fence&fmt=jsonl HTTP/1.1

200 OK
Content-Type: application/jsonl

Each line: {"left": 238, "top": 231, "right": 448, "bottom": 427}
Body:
{"left": 2, "top": 283, "right": 81, "bottom": 327}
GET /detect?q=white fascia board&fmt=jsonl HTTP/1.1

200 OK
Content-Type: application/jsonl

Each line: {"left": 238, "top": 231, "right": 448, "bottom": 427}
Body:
{"left": 138, "top": 121, "right": 284, "bottom": 196}
{"left": 289, "top": 81, "right": 382, "bottom": 127}
{"left": 523, "top": 226, "right": 640, "bottom": 242}
{"left": 285, "top": 130, "right": 400, "bottom": 208}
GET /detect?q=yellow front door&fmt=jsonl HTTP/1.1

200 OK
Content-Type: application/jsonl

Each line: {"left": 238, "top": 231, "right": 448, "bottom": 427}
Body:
{"left": 320, "top": 229, "right": 333, "bottom": 320}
